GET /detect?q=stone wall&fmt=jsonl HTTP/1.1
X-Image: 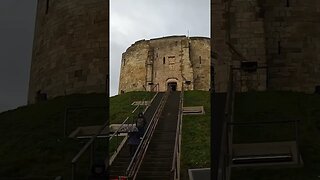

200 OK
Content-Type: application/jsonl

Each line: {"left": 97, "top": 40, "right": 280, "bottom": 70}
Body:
{"left": 118, "top": 36, "right": 210, "bottom": 93}
{"left": 212, "top": 0, "right": 320, "bottom": 93}
{"left": 189, "top": 37, "right": 211, "bottom": 90}
{"left": 262, "top": 0, "right": 320, "bottom": 93}
{"left": 28, "top": 0, "right": 108, "bottom": 104}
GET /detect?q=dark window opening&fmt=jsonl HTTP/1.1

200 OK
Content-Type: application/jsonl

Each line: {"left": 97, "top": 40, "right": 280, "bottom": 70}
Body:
{"left": 163, "top": 57, "right": 165, "bottom": 64}
{"left": 120, "top": 90, "right": 124, "bottom": 94}
{"left": 199, "top": 56, "right": 202, "bottom": 64}
{"left": 241, "top": 61, "right": 258, "bottom": 73}
{"left": 315, "top": 86, "right": 320, "bottom": 94}
{"left": 278, "top": 41, "right": 281, "bottom": 55}
{"left": 286, "top": 0, "right": 290, "bottom": 7}
{"left": 74, "top": 70, "right": 83, "bottom": 78}
{"left": 123, "top": 59, "right": 126, "bottom": 66}
{"left": 167, "top": 82, "right": 177, "bottom": 91}
{"left": 36, "top": 90, "right": 47, "bottom": 102}
{"left": 46, "top": 0, "right": 50, "bottom": 14}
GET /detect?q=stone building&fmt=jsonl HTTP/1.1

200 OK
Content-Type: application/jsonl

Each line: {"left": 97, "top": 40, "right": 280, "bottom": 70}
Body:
{"left": 118, "top": 36, "right": 210, "bottom": 93}
{"left": 212, "top": 0, "right": 320, "bottom": 93}
{"left": 28, "top": 0, "right": 108, "bottom": 104}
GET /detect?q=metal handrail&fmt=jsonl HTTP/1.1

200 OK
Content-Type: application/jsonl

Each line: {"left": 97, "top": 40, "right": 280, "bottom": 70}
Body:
{"left": 109, "top": 117, "right": 129, "bottom": 141}
{"left": 71, "top": 120, "right": 108, "bottom": 180}
{"left": 126, "top": 92, "right": 167, "bottom": 175}
{"left": 126, "top": 91, "right": 169, "bottom": 179}
{"left": 217, "top": 65, "right": 235, "bottom": 180}
{"left": 71, "top": 91, "right": 159, "bottom": 180}
{"left": 110, "top": 90, "right": 159, "bottom": 141}
{"left": 228, "top": 119, "right": 300, "bottom": 126}
{"left": 109, "top": 91, "right": 160, "bottom": 166}
{"left": 170, "top": 83, "right": 184, "bottom": 179}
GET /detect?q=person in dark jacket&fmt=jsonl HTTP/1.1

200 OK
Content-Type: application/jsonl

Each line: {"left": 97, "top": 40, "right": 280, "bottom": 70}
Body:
{"left": 136, "top": 112, "right": 147, "bottom": 138}
{"left": 127, "top": 126, "right": 140, "bottom": 157}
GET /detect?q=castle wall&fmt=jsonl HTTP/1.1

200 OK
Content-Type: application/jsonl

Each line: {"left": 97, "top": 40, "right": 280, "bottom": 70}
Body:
{"left": 118, "top": 41, "right": 149, "bottom": 93}
{"left": 262, "top": 0, "right": 320, "bottom": 93}
{"left": 189, "top": 38, "right": 211, "bottom": 90}
{"left": 212, "top": 0, "right": 320, "bottom": 93}
{"left": 149, "top": 37, "right": 189, "bottom": 92}
{"left": 28, "top": 0, "right": 108, "bottom": 104}
{"left": 212, "top": 0, "right": 232, "bottom": 92}
{"left": 118, "top": 36, "right": 210, "bottom": 93}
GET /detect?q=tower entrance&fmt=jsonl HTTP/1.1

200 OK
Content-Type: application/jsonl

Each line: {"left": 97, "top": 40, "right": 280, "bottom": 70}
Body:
{"left": 167, "top": 82, "right": 177, "bottom": 91}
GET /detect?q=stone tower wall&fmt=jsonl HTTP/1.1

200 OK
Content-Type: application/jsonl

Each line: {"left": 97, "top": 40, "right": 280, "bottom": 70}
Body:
{"left": 262, "top": 0, "right": 320, "bottom": 93}
{"left": 28, "top": 0, "right": 108, "bottom": 103}
{"left": 189, "top": 38, "right": 211, "bottom": 90}
{"left": 118, "top": 36, "right": 210, "bottom": 93}
{"left": 118, "top": 40, "right": 149, "bottom": 93}
{"left": 212, "top": 0, "right": 320, "bottom": 93}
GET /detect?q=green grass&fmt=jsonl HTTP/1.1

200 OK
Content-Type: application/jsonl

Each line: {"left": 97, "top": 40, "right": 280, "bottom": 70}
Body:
{"left": 0, "top": 93, "right": 106, "bottom": 178}
{"left": 181, "top": 90, "right": 211, "bottom": 180}
{"left": 231, "top": 91, "right": 320, "bottom": 180}
{"left": 110, "top": 91, "right": 155, "bottom": 124}
{"left": 0, "top": 91, "right": 154, "bottom": 178}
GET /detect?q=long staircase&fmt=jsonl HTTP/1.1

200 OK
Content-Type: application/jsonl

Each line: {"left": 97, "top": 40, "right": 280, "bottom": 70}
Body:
{"left": 110, "top": 90, "right": 182, "bottom": 180}
{"left": 109, "top": 92, "right": 165, "bottom": 176}
{"left": 136, "top": 91, "right": 181, "bottom": 179}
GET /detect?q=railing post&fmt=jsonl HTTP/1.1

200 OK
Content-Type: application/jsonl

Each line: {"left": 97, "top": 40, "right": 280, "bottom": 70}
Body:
{"left": 295, "top": 119, "right": 300, "bottom": 165}
{"left": 71, "top": 163, "right": 75, "bottom": 180}
{"left": 90, "top": 141, "right": 95, "bottom": 168}
{"left": 64, "top": 108, "right": 68, "bottom": 137}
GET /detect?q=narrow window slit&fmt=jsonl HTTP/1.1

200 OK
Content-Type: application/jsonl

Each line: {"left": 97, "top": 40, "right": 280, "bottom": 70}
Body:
{"left": 46, "top": 0, "right": 50, "bottom": 14}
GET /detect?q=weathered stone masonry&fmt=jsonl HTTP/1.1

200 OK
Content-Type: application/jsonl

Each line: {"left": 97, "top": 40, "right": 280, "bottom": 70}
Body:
{"left": 118, "top": 36, "right": 210, "bottom": 93}
{"left": 28, "top": 0, "right": 108, "bottom": 104}
{"left": 212, "top": 0, "right": 320, "bottom": 93}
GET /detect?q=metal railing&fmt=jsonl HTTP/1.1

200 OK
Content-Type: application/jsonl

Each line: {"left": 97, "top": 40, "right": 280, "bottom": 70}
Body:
{"left": 217, "top": 65, "right": 235, "bottom": 180}
{"left": 170, "top": 83, "right": 184, "bottom": 180}
{"left": 125, "top": 91, "right": 169, "bottom": 179}
{"left": 109, "top": 91, "right": 159, "bottom": 166}
{"left": 217, "top": 65, "right": 302, "bottom": 180}
{"left": 71, "top": 120, "right": 108, "bottom": 180}
{"left": 228, "top": 119, "right": 301, "bottom": 165}
{"left": 70, "top": 90, "right": 159, "bottom": 180}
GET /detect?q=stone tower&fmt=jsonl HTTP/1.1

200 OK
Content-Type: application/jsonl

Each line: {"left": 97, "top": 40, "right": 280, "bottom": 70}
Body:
{"left": 118, "top": 36, "right": 210, "bottom": 94}
{"left": 28, "top": 0, "right": 108, "bottom": 104}
{"left": 212, "top": 0, "right": 320, "bottom": 93}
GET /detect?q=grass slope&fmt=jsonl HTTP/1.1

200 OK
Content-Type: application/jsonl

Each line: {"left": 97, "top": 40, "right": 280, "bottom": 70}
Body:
{"left": 181, "top": 91, "right": 211, "bottom": 180}
{"left": 0, "top": 91, "right": 153, "bottom": 178}
{"left": 231, "top": 91, "right": 320, "bottom": 180}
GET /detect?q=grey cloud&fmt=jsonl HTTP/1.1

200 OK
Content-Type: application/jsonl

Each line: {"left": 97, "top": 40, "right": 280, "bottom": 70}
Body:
{"left": 110, "top": 0, "right": 210, "bottom": 96}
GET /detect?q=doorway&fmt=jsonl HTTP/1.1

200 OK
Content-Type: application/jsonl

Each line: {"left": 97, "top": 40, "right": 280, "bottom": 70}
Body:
{"left": 167, "top": 82, "right": 177, "bottom": 91}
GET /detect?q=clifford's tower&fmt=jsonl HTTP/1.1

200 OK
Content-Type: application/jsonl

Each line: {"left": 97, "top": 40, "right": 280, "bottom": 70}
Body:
{"left": 28, "top": 0, "right": 108, "bottom": 104}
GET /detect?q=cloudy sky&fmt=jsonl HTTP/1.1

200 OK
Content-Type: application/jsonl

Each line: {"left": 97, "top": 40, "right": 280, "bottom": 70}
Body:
{"left": 110, "top": 0, "right": 210, "bottom": 96}
{"left": 0, "top": 0, "right": 37, "bottom": 113}
{"left": 0, "top": 0, "right": 209, "bottom": 113}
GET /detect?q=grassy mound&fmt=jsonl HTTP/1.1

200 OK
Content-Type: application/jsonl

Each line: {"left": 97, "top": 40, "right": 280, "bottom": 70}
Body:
{"left": 231, "top": 91, "right": 320, "bottom": 180}
{"left": 0, "top": 91, "right": 153, "bottom": 178}
{"left": 181, "top": 91, "right": 211, "bottom": 179}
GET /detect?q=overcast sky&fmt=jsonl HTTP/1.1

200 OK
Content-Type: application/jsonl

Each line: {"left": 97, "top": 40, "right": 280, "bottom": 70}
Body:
{"left": 0, "top": 0, "right": 209, "bottom": 113}
{"left": 0, "top": 0, "right": 37, "bottom": 113}
{"left": 110, "top": 0, "right": 210, "bottom": 96}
